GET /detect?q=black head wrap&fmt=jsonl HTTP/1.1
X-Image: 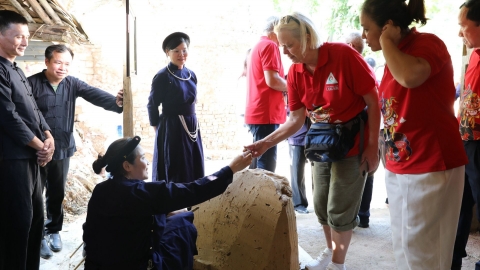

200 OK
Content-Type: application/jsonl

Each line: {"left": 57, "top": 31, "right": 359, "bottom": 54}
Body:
{"left": 162, "top": 32, "right": 190, "bottom": 53}
{"left": 105, "top": 136, "right": 141, "bottom": 173}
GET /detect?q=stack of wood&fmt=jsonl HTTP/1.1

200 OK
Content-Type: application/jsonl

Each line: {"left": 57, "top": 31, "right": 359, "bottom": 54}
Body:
{"left": 0, "top": 0, "right": 89, "bottom": 44}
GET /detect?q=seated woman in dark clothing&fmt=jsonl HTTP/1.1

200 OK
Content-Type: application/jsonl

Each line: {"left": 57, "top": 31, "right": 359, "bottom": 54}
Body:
{"left": 82, "top": 136, "right": 252, "bottom": 270}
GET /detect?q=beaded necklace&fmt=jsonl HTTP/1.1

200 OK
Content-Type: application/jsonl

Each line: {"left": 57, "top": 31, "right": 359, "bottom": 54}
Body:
{"left": 166, "top": 65, "right": 192, "bottom": 81}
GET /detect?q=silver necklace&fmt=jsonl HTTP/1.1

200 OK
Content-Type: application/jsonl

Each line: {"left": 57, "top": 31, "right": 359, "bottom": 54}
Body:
{"left": 166, "top": 65, "right": 192, "bottom": 81}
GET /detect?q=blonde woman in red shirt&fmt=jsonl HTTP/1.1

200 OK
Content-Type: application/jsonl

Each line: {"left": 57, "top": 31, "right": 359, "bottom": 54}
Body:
{"left": 245, "top": 12, "right": 380, "bottom": 270}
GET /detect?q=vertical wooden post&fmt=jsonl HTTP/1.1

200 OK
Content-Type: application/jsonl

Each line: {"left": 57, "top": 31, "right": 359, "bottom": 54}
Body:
{"left": 122, "top": 0, "right": 134, "bottom": 137}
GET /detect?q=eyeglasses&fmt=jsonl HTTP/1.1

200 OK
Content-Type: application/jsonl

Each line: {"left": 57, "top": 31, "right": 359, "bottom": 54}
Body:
{"left": 281, "top": 15, "right": 300, "bottom": 25}
{"left": 170, "top": 49, "right": 188, "bottom": 55}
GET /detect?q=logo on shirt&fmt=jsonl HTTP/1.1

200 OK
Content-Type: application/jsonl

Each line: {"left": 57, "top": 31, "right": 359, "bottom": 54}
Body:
{"left": 326, "top": 72, "right": 339, "bottom": 91}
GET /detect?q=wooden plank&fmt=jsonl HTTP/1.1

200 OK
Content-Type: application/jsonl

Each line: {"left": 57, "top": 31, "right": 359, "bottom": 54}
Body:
{"left": 26, "top": 0, "right": 54, "bottom": 25}
{"left": 48, "top": 5, "right": 78, "bottom": 30}
{"left": 37, "top": 0, "right": 64, "bottom": 25}
{"left": 122, "top": 0, "right": 134, "bottom": 138}
{"left": 0, "top": 3, "right": 18, "bottom": 12}
{"left": 7, "top": 0, "right": 35, "bottom": 23}
{"left": 122, "top": 73, "right": 134, "bottom": 137}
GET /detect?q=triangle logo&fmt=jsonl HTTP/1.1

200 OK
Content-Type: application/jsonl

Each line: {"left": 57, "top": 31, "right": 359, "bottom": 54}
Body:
{"left": 326, "top": 73, "right": 338, "bottom": 84}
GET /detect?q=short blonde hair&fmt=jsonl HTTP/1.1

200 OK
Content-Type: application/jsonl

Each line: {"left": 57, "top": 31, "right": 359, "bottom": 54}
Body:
{"left": 274, "top": 12, "right": 321, "bottom": 55}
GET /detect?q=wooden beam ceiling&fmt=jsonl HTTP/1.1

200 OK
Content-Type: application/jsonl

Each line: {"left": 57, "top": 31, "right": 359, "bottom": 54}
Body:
{"left": 1, "top": 0, "right": 89, "bottom": 44}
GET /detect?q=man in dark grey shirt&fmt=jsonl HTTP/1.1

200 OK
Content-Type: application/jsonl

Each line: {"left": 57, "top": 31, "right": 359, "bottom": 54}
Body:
{"left": 28, "top": 44, "right": 123, "bottom": 259}
{"left": 0, "top": 10, "right": 55, "bottom": 270}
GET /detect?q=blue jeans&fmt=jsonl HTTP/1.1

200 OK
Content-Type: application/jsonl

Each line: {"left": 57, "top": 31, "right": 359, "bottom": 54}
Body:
{"left": 358, "top": 175, "right": 374, "bottom": 223}
{"left": 247, "top": 124, "right": 279, "bottom": 172}
{"left": 289, "top": 144, "right": 308, "bottom": 207}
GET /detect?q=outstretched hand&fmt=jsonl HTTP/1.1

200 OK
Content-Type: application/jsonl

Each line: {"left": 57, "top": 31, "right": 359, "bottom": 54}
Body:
{"left": 229, "top": 152, "right": 253, "bottom": 173}
{"left": 243, "top": 140, "right": 270, "bottom": 159}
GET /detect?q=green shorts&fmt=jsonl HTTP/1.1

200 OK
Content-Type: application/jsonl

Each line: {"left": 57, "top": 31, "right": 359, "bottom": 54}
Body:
{"left": 312, "top": 155, "right": 367, "bottom": 231}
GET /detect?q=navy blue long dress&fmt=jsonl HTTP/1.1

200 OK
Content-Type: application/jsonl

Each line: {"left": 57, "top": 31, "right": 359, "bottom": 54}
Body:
{"left": 147, "top": 62, "right": 204, "bottom": 183}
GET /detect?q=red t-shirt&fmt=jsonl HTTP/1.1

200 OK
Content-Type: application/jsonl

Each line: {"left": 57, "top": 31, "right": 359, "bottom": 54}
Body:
{"left": 379, "top": 28, "right": 468, "bottom": 174}
{"left": 459, "top": 49, "right": 480, "bottom": 140}
{"left": 245, "top": 36, "right": 286, "bottom": 124}
{"left": 288, "top": 42, "right": 376, "bottom": 157}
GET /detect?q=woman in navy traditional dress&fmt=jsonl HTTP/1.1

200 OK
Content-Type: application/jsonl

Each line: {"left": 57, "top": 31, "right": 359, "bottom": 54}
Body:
{"left": 83, "top": 136, "right": 252, "bottom": 269}
{"left": 147, "top": 32, "right": 204, "bottom": 182}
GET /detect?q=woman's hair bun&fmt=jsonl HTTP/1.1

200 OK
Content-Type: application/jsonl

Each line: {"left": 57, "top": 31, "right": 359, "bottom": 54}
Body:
{"left": 92, "top": 154, "right": 107, "bottom": 174}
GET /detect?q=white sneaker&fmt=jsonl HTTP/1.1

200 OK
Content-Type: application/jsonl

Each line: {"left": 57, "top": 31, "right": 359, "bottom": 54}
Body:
{"left": 326, "top": 262, "right": 346, "bottom": 270}
{"left": 305, "top": 248, "right": 332, "bottom": 270}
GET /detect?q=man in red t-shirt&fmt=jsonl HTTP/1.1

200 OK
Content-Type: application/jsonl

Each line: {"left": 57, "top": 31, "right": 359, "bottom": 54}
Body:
{"left": 245, "top": 16, "right": 287, "bottom": 172}
{"left": 453, "top": 1, "right": 480, "bottom": 269}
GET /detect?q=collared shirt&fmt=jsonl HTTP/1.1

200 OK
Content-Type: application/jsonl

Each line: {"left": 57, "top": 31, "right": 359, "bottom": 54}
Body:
{"left": 0, "top": 56, "right": 50, "bottom": 159}
{"left": 83, "top": 166, "right": 233, "bottom": 269}
{"left": 287, "top": 42, "right": 376, "bottom": 157}
{"left": 28, "top": 70, "right": 123, "bottom": 160}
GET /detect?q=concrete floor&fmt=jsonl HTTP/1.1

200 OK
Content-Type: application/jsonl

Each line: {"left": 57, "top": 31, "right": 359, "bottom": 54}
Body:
{"left": 40, "top": 141, "right": 480, "bottom": 269}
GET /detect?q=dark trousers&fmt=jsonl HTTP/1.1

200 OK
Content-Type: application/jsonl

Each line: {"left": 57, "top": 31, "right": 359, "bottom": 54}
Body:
{"left": 0, "top": 158, "right": 43, "bottom": 270}
{"left": 160, "top": 212, "right": 198, "bottom": 270}
{"left": 289, "top": 144, "right": 308, "bottom": 207}
{"left": 452, "top": 141, "right": 480, "bottom": 266}
{"left": 247, "top": 124, "right": 279, "bottom": 172}
{"left": 358, "top": 175, "right": 374, "bottom": 222}
{"left": 40, "top": 158, "right": 70, "bottom": 235}
{"left": 85, "top": 212, "right": 197, "bottom": 270}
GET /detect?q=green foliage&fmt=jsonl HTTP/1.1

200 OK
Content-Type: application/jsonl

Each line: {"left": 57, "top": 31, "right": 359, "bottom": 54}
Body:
{"left": 326, "top": 0, "right": 362, "bottom": 41}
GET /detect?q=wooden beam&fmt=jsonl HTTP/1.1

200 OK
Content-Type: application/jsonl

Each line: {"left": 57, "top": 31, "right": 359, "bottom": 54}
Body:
{"left": 37, "top": 0, "right": 64, "bottom": 25}
{"left": 27, "top": 23, "right": 88, "bottom": 44}
{"left": 28, "top": 24, "right": 67, "bottom": 43}
{"left": 26, "top": 0, "right": 54, "bottom": 25}
{"left": 28, "top": 23, "right": 69, "bottom": 36}
{"left": 7, "top": 0, "right": 35, "bottom": 23}
{"left": 122, "top": 0, "right": 134, "bottom": 137}
{"left": 122, "top": 74, "right": 134, "bottom": 137}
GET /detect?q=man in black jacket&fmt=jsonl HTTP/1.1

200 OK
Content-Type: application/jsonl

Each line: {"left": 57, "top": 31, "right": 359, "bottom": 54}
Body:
{"left": 28, "top": 44, "right": 124, "bottom": 259}
{"left": 0, "top": 10, "right": 55, "bottom": 270}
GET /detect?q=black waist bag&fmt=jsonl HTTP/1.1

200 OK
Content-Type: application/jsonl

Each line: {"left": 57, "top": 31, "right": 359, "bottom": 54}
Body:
{"left": 304, "top": 111, "right": 366, "bottom": 162}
